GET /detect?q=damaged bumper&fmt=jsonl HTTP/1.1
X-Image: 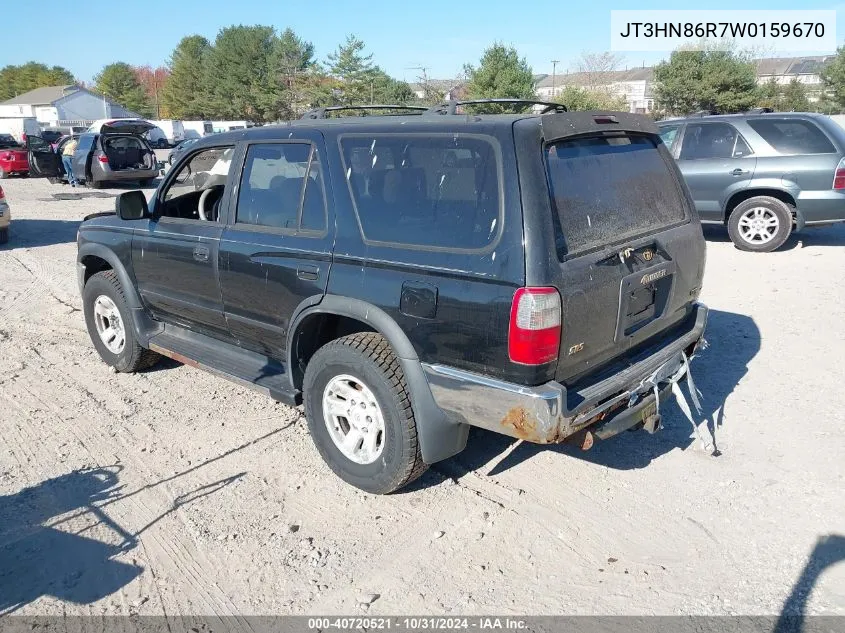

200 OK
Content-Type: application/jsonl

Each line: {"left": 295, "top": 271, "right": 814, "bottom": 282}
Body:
{"left": 422, "top": 304, "right": 708, "bottom": 445}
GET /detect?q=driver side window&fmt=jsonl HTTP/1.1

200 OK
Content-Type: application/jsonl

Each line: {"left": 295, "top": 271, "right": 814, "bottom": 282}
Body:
{"left": 159, "top": 146, "right": 234, "bottom": 221}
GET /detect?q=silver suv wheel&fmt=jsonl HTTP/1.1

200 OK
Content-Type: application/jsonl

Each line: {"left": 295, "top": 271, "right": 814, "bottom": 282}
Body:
{"left": 737, "top": 206, "right": 779, "bottom": 246}
{"left": 322, "top": 374, "right": 386, "bottom": 465}
{"left": 93, "top": 295, "right": 126, "bottom": 354}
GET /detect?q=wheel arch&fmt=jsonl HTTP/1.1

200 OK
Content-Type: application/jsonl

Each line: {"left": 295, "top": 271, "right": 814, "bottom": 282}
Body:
{"left": 724, "top": 188, "right": 797, "bottom": 223}
{"left": 288, "top": 295, "right": 469, "bottom": 464}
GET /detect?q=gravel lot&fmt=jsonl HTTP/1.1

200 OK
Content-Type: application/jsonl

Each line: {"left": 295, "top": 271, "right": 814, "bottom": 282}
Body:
{"left": 1, "top": 172, "right": 844, "bottom": 618}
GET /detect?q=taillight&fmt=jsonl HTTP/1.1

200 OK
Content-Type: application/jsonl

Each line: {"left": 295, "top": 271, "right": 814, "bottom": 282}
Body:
{"left": 98, "top": 155, "right": 109, "bottom": 163}
{"left": 833, "top": 157, "right": 845, "bottom": 189}
{"left": 508, "top": 287, "right": 562, "bottom": 365}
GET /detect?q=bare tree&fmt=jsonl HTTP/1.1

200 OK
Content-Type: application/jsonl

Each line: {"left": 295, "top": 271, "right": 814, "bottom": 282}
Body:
{"left": 571, "top": 52, "right": 625, "bottom": 88}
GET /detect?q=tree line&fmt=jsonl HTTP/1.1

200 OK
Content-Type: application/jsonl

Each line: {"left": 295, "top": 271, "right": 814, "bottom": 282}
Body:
{"left": 7, "top": 31, "right": 845, "bottom": 121}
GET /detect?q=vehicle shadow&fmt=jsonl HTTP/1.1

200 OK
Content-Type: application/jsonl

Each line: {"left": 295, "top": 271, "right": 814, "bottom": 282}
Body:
{"left": 1, "top": 219, "right": 81, "bottom": 248}
{"left": 410, "top": 308, "right": 760, "bottom": 489}
{"left": 702, "top": 223, "right": 845, "bottom": 250}
{"left": 0, "top": 423, "right": 292, "bottom": 614}
{"left": 774, "top": 534, "right": 845, "bottom": 633}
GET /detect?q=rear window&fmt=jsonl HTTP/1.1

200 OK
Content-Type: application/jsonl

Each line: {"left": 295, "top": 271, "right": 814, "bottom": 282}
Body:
{"left": 546, "top": 135, "right": 687, "bottom": 258}
{"left": 746, "top": 118, "right": 836, "bottom": 154}
{"left": 339, "top": 134, "right": 501, "bottom": 251}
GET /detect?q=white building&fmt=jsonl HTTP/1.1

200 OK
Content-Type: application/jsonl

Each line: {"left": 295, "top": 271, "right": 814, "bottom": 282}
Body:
{"left": 409, "top": 79, "right": 466, "bottom": 102}
{"left": 0, "top": 85, "right": 141, "bottom": 128}
{"left": 535, "top": 67, "right": 655, "bottom": 113}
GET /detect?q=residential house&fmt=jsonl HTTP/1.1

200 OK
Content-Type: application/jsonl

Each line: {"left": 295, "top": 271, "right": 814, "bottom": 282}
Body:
{"left": 535, "top": 67, "right": 655, "bottom": 113}
{"left": 0, "top": 85, "right": 141, "bottom": 128}
{"left": 755, "top": 56, "right": 833, "bottom": 101}
{"left": 409, "top": 79, "right": 467, "bottom": 102}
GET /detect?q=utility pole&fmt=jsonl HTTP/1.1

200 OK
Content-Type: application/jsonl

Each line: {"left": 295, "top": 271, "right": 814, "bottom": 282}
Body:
{"left": 406, "top": 65, "right": 430, "bottom": 101}
{"left": 551, "top": 60, "right": 560, "bottom": 98}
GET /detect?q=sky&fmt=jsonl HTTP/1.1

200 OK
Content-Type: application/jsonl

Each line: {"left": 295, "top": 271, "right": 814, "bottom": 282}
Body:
{"left": 3, "top": 0, "right": 845, "bottom": 84}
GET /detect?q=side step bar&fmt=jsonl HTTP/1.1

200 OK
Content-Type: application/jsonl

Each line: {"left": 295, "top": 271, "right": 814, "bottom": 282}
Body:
{"left": 147, "top": 326, "right": 298, "bottom": 406}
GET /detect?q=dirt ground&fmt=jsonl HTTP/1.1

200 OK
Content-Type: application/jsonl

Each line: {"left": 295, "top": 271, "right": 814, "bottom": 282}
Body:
{"left": 1, "top": 172, "right": 843, "bottom": 618}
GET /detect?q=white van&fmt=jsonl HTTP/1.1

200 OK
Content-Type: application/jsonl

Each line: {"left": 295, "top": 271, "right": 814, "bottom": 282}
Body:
{"left": 149, "top": 120, "right": 185, "bottom": 148}
{"left": 0, "top": 117, "right": 41, "bottom": 144}
{"left": 211, "top": 120, "right": 255, "bottom": 133}
{"left": 182, "top": 120, "right": 214, "bottom": 139}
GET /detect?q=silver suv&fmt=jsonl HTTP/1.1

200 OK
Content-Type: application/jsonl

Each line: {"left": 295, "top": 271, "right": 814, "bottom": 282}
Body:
{"left": 658, "top": 112, "right": 845, "bottom": 252}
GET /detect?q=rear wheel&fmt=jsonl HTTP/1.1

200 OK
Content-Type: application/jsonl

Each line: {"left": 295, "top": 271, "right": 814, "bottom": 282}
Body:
{"left": 82, "top": 270, "right": 160, "bottom": 372}
{"left": 0, "top": 227, "right": 8, "bottom": 244}
{"left": 303, "top": 332, "right": 427, "bottom": 494}
{"left": 727, "top": 196, "right": 792, "bottom": 252}
{"left": 0, "top": 168, "right": 7, "bottom": 179}
{"left": 90, "top": 179, "right": 104, "bottom": 189}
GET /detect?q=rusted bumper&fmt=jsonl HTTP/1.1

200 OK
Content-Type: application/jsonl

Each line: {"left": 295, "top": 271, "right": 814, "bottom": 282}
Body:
{"left": 422, "top": 304, "right": 707, "bottom": 445}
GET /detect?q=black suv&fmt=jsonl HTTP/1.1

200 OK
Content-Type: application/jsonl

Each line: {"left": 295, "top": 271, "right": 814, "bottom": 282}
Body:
{"left": 76, "top": 101, "right": 709, "bottom": 494}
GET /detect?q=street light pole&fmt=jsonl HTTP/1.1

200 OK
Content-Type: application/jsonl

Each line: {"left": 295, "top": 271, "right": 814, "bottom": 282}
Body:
{"left": 551, "top": 60, "right": 560, "bottom": 98}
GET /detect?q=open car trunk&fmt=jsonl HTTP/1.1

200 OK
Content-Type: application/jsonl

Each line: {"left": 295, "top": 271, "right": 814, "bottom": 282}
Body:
{"left": 103, "top": 136, "right": 154, "bottom": 171}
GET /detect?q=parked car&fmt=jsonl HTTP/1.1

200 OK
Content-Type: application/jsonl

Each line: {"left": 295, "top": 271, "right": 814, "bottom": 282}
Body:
{"left": 658, "top": 112, "right": 845, "bottom": 252}
{"left": 145, "top": 127, "right": 170, "bottom": 149}
{"left": 75, "top": 101, "right": 708, "bottom": 494}
{"left": 0, "top": 134, "right": 28, "bottom": 178}
{"left": 0, "top": 184, "right": 10, "bottom": 244}
{"left": 40, "top": 129, "right": 65, "bottom": 145}
{"left": 27, "top": 120, "right": 162, "bottom": 188}
{"left": 167, "top": 138, "right": 199, "bottom": 165}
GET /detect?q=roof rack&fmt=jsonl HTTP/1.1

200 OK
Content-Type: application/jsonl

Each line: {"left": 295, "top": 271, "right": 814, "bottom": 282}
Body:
{"left": 425, "top": 98, "right": 568, "bottom": 115}
{"left": 688, "top": 109, "right": 719, "bottom": 117}
{"left": 746, "top": 107, "right": 774, "bottom": 114}
{"left": 300, "top": 105, "right": 429, "bottom": 119}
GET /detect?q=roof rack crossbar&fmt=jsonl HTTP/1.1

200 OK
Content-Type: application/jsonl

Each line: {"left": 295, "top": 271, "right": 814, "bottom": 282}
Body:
{"left": 425, "top": 98, "right": 568, "bottom": 115}
{"left": 300, "top": 104, "right": 429, "bottom": 119}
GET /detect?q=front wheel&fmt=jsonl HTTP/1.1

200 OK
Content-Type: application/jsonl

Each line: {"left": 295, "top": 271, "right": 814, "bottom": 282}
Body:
{"left": 727, "top": 196, "right": 792, "bottom": 252}
{"left": 82, "top": 271, "right": 160, "bottom": 372}
{"left": 303, "top": 332, "right": 427, "bottom": 494}
{"left": 89, "top": 179, "right": 104, "bottom": 189}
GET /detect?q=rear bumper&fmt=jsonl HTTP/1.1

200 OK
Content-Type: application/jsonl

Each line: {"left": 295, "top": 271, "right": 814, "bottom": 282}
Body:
{"left": 423, "top": 303, "right": 708, "bottom": 444}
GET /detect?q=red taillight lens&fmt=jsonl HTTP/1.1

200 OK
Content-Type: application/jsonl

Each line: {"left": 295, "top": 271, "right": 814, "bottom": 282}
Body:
{"left": 834, "top": 158, "right": 845, "bottom": 189}
{"left": 98, "top": 155, "right": 109, "bottom": 163}
{"left": 508, "top": 287, "right": 562, "bottom": 365}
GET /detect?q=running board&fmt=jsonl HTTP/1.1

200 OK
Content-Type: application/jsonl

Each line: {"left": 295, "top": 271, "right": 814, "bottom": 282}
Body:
{"left": 147, "top": 326, "right": 298, "bottom": 406}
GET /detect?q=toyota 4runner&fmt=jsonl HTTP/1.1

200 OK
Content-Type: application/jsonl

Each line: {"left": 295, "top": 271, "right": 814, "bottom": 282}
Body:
{"left": 76, "top": 100, "right": 709, "bottom": 494}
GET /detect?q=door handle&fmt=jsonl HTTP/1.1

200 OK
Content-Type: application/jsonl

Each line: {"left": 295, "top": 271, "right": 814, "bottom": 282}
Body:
{"left": 193, "top": 245, "right": 210, "bottom": 262}
{"left": 730, "top": 168, "right": 749, "bottom": 176}
{"left": 297, "top": 264, "right": 319, "bottom": 281}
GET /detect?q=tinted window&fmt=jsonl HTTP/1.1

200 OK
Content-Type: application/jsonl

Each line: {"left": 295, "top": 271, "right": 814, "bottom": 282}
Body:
{"left": 658, "top": 125, "right": 680, "bottom": 148}
{"left": 77, "top": 135, "right": 95, "bottom": 151}
{"left": 236, "top": 142, "right": 325, "bottom": 232}
{"left": 0, "top": 134, "right": 20, "bottom": 148}
{"left": 679, "top": 123, "right": 748, "bottom": 160}
{"left": 339, "top": 135, "right": 500, "bottom": 250}
{"left": 546, "top": 135, "right": 687, "bottom": 258}
{"left": 747, "top": 118, "right": 836, "bottom": 154}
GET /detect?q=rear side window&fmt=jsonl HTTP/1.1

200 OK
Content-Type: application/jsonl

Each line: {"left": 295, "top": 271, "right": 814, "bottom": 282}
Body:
{"left": 339, "top": 134, "right": 501, "bottom": 250}
{"left": 658, "top": 125, "right": 680, "bottom": 149}
{"left": 746, "top": 118, "right": 836, "bottom": 154}
{"left": 546, "top": 135, "right": 687, "bottom": 258}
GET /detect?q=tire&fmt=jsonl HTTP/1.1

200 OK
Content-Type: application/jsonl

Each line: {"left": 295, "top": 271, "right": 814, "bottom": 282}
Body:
{"left": 140, "top": 178, "right": 157, "bottom": 187}
{"left": 82, "top": 270, "right": 160, "bottom": 373}
{"left": 727, "top": 196, "right": 793, "bottom": 252}
{"left": 0, "top": 168, "right": 7, "bottom": 179}
{"left": 303, "top": 332, "right": 427, "bottom": 494}
{"left": 0, "top": 227, "right": 8, "bottom": 244}
{"left": 90, "top": 179, "right": 104, "bottom": 189}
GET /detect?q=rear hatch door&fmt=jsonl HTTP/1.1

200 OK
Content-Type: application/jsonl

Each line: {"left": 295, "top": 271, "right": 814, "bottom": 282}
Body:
{"left": 94, "top": 119, "right": 156, "bottom": 136}
{"left": 525, "top": 112, "right": 705, "bottom": 387}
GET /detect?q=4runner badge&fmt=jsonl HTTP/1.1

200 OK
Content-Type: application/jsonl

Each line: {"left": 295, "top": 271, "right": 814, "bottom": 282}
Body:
{"left": 640, "top": 269, "right": 667, "bottom": 285}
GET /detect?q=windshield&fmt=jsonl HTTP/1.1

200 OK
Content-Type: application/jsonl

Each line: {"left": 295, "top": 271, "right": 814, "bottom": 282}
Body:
{"left": 545, "top": 134, "right": 688, "bottom": 258}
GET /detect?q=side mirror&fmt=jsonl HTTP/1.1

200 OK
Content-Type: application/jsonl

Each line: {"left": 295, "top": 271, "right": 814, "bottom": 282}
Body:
{"left": 116, "top": 190, "right": 149, "bottom": 221}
